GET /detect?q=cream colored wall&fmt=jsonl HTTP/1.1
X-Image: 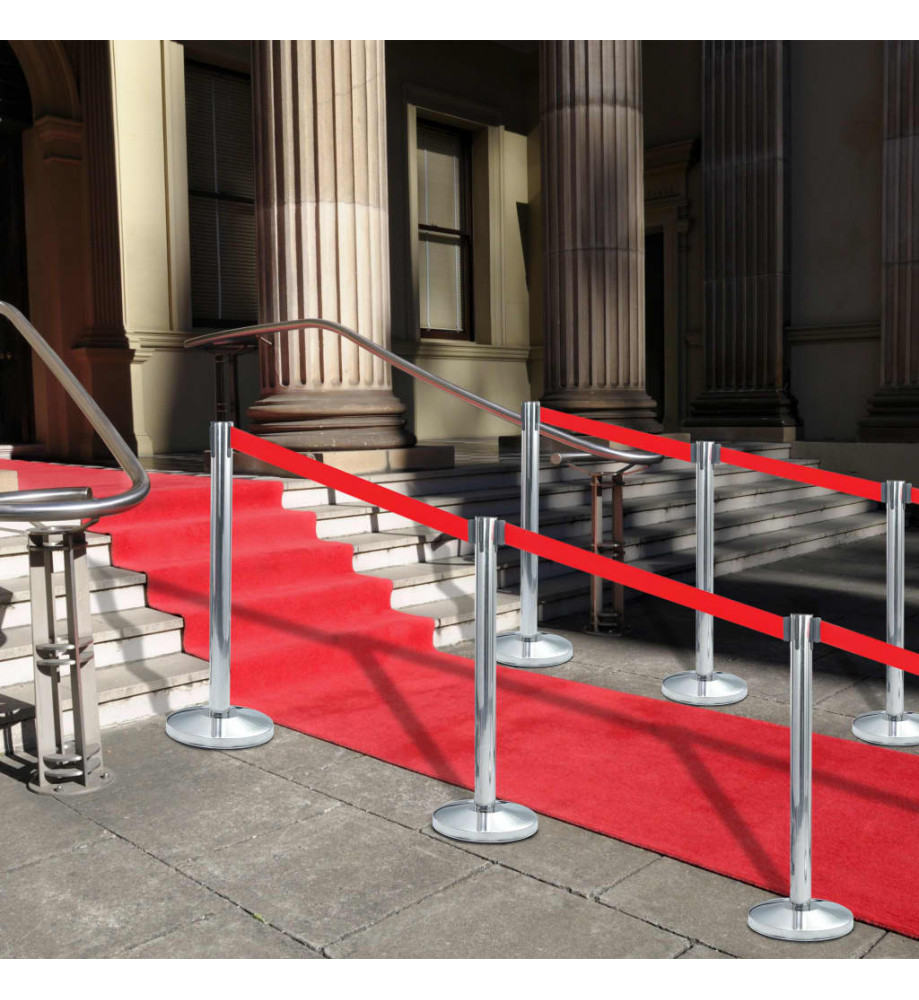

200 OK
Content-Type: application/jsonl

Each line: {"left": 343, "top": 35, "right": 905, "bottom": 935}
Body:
{"left": 110, "top": 39, "right": 209, "bottom": 454}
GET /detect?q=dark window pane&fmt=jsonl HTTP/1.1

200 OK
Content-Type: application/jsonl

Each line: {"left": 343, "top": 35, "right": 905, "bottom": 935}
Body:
{"left": 185, "top": 60, "right": 257, "bottom": 326}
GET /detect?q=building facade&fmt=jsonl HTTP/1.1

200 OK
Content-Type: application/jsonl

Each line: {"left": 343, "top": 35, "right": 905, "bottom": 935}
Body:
{"left": 0, "top": 40, "right": 915, "bottom": 473}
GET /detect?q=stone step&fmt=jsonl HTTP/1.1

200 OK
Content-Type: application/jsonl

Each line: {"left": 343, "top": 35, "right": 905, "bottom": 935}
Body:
{"left": 288, "top": 453, "right": 821, "bottom": 522}
{"left": 363, "top": 493, "right": 876, "bottom": 610}
{"left": 0, "top": 651, "right": 209, "bottom": 749}
{"left": 306, "top": 461, "right": 825, "bottom": 540}
{"left": 406, "top": 509, "right": 885, "bottom": 646}
{"left": 0, "top": 530, "right": 111, "bottom": 579}
{"left": 0, "top": 565, "right": 147, "bottom": 629}
{"left": 277, "top": 440, "right": 799, "bottom": 507}
{"left": 0, "top": 606, "right": 186, "bottom": 688}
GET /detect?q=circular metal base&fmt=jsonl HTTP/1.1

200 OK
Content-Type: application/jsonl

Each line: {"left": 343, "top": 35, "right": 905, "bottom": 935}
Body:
{"left": 28, "top": 767, "right": 115, "bottom": 797}
{"left": 432, "top": 798, "right": 538, "bottom": 843}
{"left": 852, "top": 710, "right": 919, "bottom": 746}
{"left": 166, "top": 706, "right": 274, "bottom": 749}
{"left": 661, "top": 670, "right": 748, "bottom": 706}
{"left": 495, "top": 631, "right": 573, "bottom": 668}
{"left": 747, "top": 898, "right": 854, "bottom": 942}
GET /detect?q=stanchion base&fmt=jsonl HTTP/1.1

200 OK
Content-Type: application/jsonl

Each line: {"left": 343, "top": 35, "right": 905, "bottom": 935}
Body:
{"left": 852, "top": 710, "right": 919, "bottom": 746}
{"left": 432, "top": 798, "right": 538, "bottom": 843}
{"left": 166, "top": 705, "right": 274, "bottom": 750}
{"left": 495, "top": 631, "right": 573, "bottom": 668}
{"left": 747, "top": 898, "right": 854, "bottom": 942}
{"left": 661, "top": 671, "right": 748, "bottom": 706}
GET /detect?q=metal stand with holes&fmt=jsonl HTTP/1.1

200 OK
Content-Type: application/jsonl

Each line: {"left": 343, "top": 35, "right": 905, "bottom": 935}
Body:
{"left": 28, "top": 529, "right": 113, "bottom": 795}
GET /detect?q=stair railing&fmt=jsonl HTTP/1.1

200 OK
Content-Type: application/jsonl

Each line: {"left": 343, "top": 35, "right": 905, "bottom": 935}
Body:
{"left": 0, "top": 302, "right": 151, "bottom": 795}
{"left": 548, "top": 450, "right": 628, "bottom": 636}
{"left": 185, "top": 319, "right": 664, "bottom": 671}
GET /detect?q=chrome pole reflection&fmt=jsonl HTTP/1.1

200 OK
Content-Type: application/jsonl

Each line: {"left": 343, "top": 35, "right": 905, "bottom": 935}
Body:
{"left": 496, "top": 402, "right": 574, "bottom": 668}
{"left": 165, "top": 422, "right": 274, "bottom": 749}
{"left": 748, "top": 614, "right": 853, "bottom": 941}
{"left": 433, "top": 516, "right": 539, "bottom": 843}
{"left": 662, "top": 441, "right": 747, "bottom": 706}
{"left": 853, "top": 480, "right": 919, "bottom": 745}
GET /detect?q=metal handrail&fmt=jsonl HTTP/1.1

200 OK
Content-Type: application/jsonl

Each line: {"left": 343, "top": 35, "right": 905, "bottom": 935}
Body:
{"left": 0, "top": 302, "right": 150, "bottom": 524}
{"left": 184, "top": 318, "right": 663, "bottom": 469}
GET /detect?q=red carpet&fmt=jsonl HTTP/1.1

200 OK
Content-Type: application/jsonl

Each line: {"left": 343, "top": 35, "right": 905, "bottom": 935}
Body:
{"left": 6, "top": 457, "right": 919, "bottom": 939}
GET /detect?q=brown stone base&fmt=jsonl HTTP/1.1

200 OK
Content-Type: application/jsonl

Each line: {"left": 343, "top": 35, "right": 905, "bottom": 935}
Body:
{"left": 231, "top": 444, "right": 454, "bottom": 478}
{"left": 540, "top": 388, "right": 662, "bottom": 433}
{"left": 685, "top": 388, "right": 799, "bottom": 441}
{"left": 247, "top": 388, "right": 416, "bottom": 451}
{"left": 859, "top": 387, "right": 919, "bottom": 442}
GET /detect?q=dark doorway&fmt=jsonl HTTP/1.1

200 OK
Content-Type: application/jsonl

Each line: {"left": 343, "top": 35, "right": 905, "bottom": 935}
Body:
{"left": 645, "top": 230, "right": 665, "bottom": 423}
{"left": 0, "top": 42, "right": 34, "bottom": 443}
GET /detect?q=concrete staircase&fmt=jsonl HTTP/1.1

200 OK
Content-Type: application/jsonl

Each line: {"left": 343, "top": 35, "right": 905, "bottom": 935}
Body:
{"left": 0, "top": 442, "right": 885, "bottom": 738}
{"left": 0, "top": 530, "right": 208, "bottom": 745}
{"left": 280, "top": 442, "right": 885, "bottom": 646}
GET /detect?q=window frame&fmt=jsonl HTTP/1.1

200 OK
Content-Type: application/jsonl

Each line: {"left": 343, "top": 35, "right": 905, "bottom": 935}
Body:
{"left": 184, "top": 57, "right": 258, "bottom": 330}
{"left": 416, "top": 118, "right": 475, "bottom": 342}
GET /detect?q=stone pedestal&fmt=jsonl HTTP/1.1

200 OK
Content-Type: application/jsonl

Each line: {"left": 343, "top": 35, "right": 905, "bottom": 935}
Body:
{"left": 249, "top": 40, "right": 414, "bottom": 451}
{"left": 860, "top": 42, "right": 919, "bottom": 441}
{"left": 539, "top": 40, "right": 660, "bottom": 430}
{"left": 686, "top": 41, "right": 798, "bottom": 441}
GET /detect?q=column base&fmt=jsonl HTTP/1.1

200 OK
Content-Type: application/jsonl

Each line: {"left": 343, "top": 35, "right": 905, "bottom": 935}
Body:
{"left": 859, "top": 387, "right": 919, "bottom": 442}
{"left": 541, "top": 388, "right": 662, "bottom": 433}
{"left": 248, "top": 388, "right": 416, "bottom": 451}
{"left": 231, "top": 444, "right": 454, "bottom": 477}
{"left": 685, "top": 388, "right": 799, "bottom": 441}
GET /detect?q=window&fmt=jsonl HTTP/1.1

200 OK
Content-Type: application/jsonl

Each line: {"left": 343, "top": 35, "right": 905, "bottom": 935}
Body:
{"left": 185, "top": 61, "right": 257, "bottom": 328}
{"left": 416, "top": 121, "right": 473, "bottom": 340}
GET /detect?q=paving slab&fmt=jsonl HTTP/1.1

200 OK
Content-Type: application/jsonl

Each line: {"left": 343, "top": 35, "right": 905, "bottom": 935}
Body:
{"left": 425, "top": 813, "right": 659, "bottom": 897}
{"left": 599, "top": 856, "right": 885, "bottom": 959}
{"left": 304, "top": 752, "right": 468, "bottom": 831}
{"left": 114, "top": 908, "right": 321, "bottom": 959}
{"left": 677, "top": 943, "right": 735, "bottom": 958}
{"left": 222, "top": 724, "right": 360, "bottom": 781}
{"left": 0, "top": 772, "right": 111, "bottom": 872}
{"left": 68, "top": 736, "right": 339, "bottom": 863}
{"left": 0, "top": 835, "right": 225, "bottom": 959}
{"left": 179, "top": 803, "right": 486, "bottom": 950}
{"left": 864, "top": 931, "right": 919, "bottom": 958}
{"left": 326, "top": 864, "right": 687, "bottom": 959}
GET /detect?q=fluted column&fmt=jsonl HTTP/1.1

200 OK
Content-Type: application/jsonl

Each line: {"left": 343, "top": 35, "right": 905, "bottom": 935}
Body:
{"left": 540, "top": 40, "right": 659, "bottom": 430}
{"left": 686, "top": 41, "right": 797, "bottom": 440}
{"left": 860, "top": 41, "right": 919, "bottom": 441}
{"left": 248, "top": 40, "right": 413, "bottom": 451}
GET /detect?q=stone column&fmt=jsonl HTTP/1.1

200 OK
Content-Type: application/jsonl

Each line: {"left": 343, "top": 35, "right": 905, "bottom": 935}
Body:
{"left": 248, "top": 40, "right": 413, "bottom": 451}
{"left": 860, "top": 41, "right": 919, "bottom": 441}
{"left": 685, "top": 41, "right": 798, "bottom": 441}
{"left": 540, "top": 40, "right": 660, "bottom": 430}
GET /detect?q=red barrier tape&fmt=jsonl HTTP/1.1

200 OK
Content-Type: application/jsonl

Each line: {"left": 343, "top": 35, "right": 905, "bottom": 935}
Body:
{"left": 542, "top": 408, "right": 692, "bottom": 463}
{"left": 505, "top": 524, "right": 786, "bottom": 641}
{"left": 230, "top": 428, "right": 469, "bottom": 543}
{"left": 541, "top": 408, "right": 885, "bottom": 504}
{"left": 230, "top": 426, "right": 919, "bottom": 676}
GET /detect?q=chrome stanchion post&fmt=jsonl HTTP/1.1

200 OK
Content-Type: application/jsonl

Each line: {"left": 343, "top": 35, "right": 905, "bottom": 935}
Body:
{"left": 662, "top": 441, "right": 747, "bottom": 706}
{"left": 748, "top": 614, "right": 853, "bottom": 941}
{"left": 496, "top": 401, "right": 573, "bottom": 668}
{"left": 852, "top": 480, "right": 919, "bottom": 745}
{"left": 166, "top": 421, "right": 274, "bottom": 749}
{"left": 434, "top": 516, "right": 539, "bottom": 843}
